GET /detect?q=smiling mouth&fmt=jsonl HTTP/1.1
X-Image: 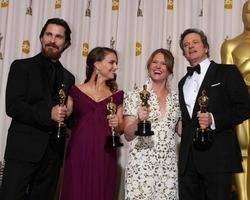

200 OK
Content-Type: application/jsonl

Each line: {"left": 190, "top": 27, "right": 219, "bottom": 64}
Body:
{"left": 153, "top": 70, "right": 162, "bottom": 74}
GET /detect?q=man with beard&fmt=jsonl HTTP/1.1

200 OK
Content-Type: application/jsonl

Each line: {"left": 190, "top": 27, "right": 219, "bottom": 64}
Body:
{"left": 0, "top": 18, "right": 75, "bottom": 200}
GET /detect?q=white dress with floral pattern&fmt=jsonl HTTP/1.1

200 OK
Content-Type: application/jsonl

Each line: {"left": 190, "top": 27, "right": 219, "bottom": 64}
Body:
{"left": 124, "top": 79, "right": 181, "bottom": 200}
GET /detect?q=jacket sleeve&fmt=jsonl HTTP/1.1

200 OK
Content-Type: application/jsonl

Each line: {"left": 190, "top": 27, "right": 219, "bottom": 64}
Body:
{"left": 5, "top": 60, "right": 54, "bottom": 129}
{"left": 213, "top": 66, "right": 250, "bottom": 131}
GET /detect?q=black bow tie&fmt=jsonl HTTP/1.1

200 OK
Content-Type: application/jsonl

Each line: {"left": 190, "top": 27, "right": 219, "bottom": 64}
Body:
{"left": 187, "top": 65, "right": 201, "bottom": 76}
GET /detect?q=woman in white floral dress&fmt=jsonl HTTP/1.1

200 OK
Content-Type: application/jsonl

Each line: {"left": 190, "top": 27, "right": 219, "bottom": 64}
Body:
{"left": 123, "top": 48, "right": 182, "bottom": 200}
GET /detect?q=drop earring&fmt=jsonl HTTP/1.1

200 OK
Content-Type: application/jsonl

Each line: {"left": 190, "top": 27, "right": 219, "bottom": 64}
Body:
{"left": 94, "top": 71, "right": 98, "bottom": 84}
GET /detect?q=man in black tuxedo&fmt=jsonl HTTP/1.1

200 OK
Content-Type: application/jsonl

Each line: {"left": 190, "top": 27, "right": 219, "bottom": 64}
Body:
{"left": 0, "top": 18, "right": 75, "bottom": 200}
{"left": 178, "top": 28, "right": 250, "bottom": 200}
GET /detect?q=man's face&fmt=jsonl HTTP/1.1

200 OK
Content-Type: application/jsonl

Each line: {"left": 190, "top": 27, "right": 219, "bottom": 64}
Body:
{"left": 40, "top": 23, "right": 68, "bottom": 60}
{"left": 182, "top": 32, "right": 208, "bottom": 66}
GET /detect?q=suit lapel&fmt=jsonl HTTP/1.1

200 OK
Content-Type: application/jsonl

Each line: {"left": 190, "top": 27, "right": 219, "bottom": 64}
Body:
{"left": 62, "top": 68, "right": 71, "bottom": 95}
{"left": 179, "top": 74, "right": 192, "bottom": 120}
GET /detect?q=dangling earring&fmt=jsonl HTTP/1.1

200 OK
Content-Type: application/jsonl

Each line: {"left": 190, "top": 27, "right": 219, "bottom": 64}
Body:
{"left": 94, "top": 71, "right": 98, "bottom": 85}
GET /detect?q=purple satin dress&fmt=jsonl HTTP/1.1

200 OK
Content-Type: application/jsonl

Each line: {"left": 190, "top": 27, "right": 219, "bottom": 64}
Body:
{"left": 60, "top": 86, "right": 124, "bottom": 200}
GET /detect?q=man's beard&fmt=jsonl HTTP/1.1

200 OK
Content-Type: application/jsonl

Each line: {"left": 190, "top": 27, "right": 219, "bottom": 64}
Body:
{"left": 41, "top": 44, "right": 64, "bottom": 60}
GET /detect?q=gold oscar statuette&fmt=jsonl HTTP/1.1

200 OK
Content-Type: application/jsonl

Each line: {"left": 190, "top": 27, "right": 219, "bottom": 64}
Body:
{"left": 135, "top": 85, "right": 154, "bottom": 136}
{"left": 55, "top": 84, "right": 67, "bottom": 139}
{"left": 221, "top": 2, "right": 250, "bottom": 199}
{"left": 193, "top": 90, "right": 212, "bottom": 150}
{"left": 105, "top": 97, "right": 123, "bottom": 148}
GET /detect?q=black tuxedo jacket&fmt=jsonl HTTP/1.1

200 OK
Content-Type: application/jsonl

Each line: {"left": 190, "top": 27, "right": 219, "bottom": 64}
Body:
{"left": 4, "top": 53, "right": 75, "bottom": 162}
{"left": 178, "top": 61, "right": 250, "bottom": 174}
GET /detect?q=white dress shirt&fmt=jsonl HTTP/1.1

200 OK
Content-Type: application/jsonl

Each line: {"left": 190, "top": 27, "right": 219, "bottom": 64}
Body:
{"left": 183, "top": 58, "right": 210, "bottom": 117}
{"left": 183, "top": 58, "right": 215, "bottom": 129}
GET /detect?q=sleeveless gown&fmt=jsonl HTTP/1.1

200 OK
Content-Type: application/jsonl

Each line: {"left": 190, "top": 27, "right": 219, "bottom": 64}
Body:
{"left": 60, "top": 85, "right": 124, "bottom": 200}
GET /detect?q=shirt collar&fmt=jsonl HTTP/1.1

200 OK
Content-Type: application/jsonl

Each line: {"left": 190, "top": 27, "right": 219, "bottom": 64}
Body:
{"left": 199, "top": 58, "right": 210, "bottom": 75}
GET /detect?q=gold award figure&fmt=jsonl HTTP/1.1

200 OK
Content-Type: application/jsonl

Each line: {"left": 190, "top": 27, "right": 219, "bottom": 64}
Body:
{"left": 59, "top": 84, "right": 66, "bottom": 106}
{"left": 135, "top": 85, "right": 154, "bottom": 136}
{"left": 56, "top": 84, "right": 67, "bottom": 138}
{"left": 221, "top": 1, "right": 250, "bottom": 199}
{"left": 105, "top": 97, "right": 123, "bottom": 148}
{"left": 198, "top": 90, "right": 209, "bottom": 112}
{"left": 193, "top": 90, "right": 212, "bottom": 150}
{"left": 140, "top": 84, "right": 150, "bottom": 107}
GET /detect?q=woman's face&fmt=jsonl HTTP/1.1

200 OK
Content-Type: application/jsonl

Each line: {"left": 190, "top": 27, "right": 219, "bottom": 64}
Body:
{"left": 96, "top": 52, "right": 118, "bottom": 81}
{"left": 148, "top": 52, "right": 170, "bottom": 83}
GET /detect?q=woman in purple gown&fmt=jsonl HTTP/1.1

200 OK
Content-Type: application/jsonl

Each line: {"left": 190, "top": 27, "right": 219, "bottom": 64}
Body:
{"left": 60, "top": 47, "right": 124, "bottom": 200}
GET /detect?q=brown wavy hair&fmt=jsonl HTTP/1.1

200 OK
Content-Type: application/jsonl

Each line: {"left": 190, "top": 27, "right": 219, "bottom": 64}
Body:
{"left": 84, "top": 47, "right": 118, "bottom": 92}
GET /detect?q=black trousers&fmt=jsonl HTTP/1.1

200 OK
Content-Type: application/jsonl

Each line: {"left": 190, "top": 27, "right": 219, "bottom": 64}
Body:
{"left": 0, "top": 139, "right": 64, "bottom": 200}
{"left": 179, "top": 148, "right": 233, "bottom": 200}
